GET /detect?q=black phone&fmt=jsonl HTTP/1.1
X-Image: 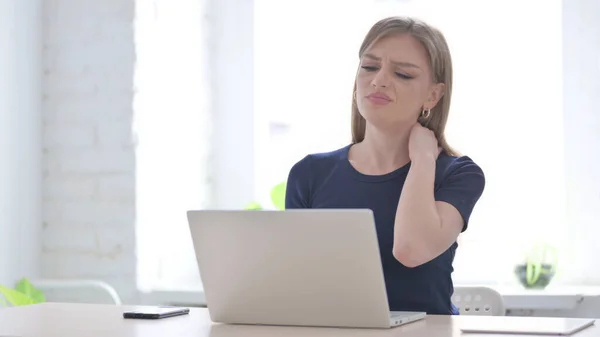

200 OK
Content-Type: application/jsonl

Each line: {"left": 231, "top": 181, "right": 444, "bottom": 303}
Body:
{"left": 123, "top": 306, "right": 190, "bottom": 319}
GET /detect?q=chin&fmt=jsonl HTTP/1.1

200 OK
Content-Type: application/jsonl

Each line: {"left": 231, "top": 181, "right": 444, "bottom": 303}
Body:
{"left": 364, "top": 117, "right": 406, "bottom": 133}
{"left": 361, "top": 110, "right": 411, "bottom": 129}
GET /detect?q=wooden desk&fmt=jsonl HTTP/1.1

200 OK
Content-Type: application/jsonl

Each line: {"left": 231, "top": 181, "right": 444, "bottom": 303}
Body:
{"left": 0, "top": 302, "right": 596, "bottom": 337}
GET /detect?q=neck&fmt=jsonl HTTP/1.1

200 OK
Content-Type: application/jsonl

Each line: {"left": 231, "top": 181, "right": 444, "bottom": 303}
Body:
{"left": 353, "top": 123, "right": 412, "bottom": 173}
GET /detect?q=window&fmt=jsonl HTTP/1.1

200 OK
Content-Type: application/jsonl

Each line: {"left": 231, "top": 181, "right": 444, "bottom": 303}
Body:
{"left": 134, "top": 0, "right": 211, "bottom": 293}
{"left": 135, "top": 0, "right": 598, "bottom": 297}
{"left": 254, "top": 0, "right": 568, "bottom": 285}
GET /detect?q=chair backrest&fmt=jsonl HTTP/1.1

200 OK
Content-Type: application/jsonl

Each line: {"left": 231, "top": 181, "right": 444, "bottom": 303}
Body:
{"left": 452, "top": 286, "right": 505, "bottom": 316}
{"left": 31, "top": 279, "right": 123, "bottom": 305}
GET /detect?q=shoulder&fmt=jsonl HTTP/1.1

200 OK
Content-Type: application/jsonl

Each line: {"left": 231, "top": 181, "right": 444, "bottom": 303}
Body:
{"left": 436, "top": 154, "right": 485, "bottom": 186}
{"left": 434, "top": 154, "right": 485, "bottom": 229}
{"left": 285, "top": 145, "right": 351, "bottom": 209}
{"left": 435, "top": 156, "right": 485, "bottom": 209}
{"left": 288, "top": 144, "right": 350, "bottom": 178}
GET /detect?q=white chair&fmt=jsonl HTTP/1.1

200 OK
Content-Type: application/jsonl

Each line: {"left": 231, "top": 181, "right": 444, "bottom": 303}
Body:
{"left": 452, "top": 286, "right": 505, "bottom": 316}
{"left": 31, "top": 279, "right": 122, "bottom": 305}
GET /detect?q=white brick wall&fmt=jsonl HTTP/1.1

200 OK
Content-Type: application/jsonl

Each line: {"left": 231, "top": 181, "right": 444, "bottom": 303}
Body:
{"left": 42, "top": 0, "right": 138, "bottom": 303}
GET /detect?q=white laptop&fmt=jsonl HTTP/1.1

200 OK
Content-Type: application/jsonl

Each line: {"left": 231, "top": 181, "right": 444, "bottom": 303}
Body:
{"left": 186, "top": 209, "right": 426, "bottom": 329}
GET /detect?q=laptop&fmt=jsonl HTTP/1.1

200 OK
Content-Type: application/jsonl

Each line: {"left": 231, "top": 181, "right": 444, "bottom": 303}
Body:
{"left": 187, "top": 209, "right": 426, "bottom": 329}
{"left": 460, "top": 316, "right": 595, "bottom": 335}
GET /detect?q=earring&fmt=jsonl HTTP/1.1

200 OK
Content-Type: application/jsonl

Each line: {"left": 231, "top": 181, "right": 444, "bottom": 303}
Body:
{"left": 420, "top": 108, "right": 431, "bottom": 119}
{"left": 353, "top": 91, "right": 357, "bottom": 101}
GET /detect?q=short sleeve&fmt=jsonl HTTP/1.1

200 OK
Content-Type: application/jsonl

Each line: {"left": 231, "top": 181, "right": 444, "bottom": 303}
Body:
{"left": 434, "top": 156, "right": 485, "bottom": 232}
{"left": 285, "top": 155, "right": 312, "bottom": 209}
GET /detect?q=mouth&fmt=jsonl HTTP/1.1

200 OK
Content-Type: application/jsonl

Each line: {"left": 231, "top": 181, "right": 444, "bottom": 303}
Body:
{"left": 366, "top": 92, "right": 392, "bottom": 105}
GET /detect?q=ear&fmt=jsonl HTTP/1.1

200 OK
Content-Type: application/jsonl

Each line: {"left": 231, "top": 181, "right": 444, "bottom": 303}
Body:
{"left": 424, "top": 82, "right": 445, "bottom": 110}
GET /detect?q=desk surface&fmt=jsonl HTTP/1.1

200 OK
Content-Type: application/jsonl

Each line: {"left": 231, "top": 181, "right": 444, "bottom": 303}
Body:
{"left": 0, "top": 302, "right": 597, "bottom": 337}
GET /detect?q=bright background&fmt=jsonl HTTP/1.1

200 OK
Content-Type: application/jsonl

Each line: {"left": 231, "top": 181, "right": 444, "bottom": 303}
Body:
{"left": 2, "top": 0, "right": 600, "bottom": 317}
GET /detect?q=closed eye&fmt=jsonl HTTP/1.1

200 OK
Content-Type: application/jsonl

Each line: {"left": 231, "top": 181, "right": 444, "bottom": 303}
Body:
{"left": 361, "top": 66, "right": 378, "bottom": 72}
{"left": 360, "top": 66, "right": 412, "bottom": 80}
{"left": 395, "top": 72, "right": 412, "bottom": 80}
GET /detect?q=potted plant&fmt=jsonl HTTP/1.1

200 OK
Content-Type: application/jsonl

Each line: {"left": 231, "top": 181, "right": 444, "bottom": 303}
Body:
{"left": 514, "top": 243, "right": 558, "bottom": 289}
{"left": 0, "top": 278, "right": 45, "bottom": 307}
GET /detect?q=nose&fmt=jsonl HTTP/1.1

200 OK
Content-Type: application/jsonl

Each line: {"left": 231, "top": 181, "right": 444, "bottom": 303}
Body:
{"left": 371, "top": 69, "right": 390, "bottom": 88}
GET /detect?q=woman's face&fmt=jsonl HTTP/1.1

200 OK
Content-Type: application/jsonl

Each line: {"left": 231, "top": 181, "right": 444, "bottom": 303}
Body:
{"left": 356, "top": 33, "right": 443, "bottom": 130}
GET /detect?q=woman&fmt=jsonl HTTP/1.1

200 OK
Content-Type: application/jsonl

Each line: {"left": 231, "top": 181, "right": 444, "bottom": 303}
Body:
{"left": 285, "top": 16, "right": 485, "bottom": 315}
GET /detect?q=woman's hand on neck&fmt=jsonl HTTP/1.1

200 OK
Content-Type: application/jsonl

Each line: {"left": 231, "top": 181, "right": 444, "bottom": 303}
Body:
{"left": 408, "top": 123, "right": 441, "bottom": 163}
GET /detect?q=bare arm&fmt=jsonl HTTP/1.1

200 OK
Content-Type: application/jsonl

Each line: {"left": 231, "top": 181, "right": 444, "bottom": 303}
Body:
{"left": 392, "top": 155, "right": 469, "bottom": 267}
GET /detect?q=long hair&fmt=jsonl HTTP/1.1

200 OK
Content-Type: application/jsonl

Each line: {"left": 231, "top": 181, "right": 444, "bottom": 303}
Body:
{"left": 351, "top": 16, "right": 458, "bottom": 156}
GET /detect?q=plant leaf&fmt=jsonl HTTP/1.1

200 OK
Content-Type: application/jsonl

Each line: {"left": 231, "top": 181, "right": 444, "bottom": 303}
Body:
{"left": 15, "top": 278, "right": 45, "bottom": 304}
{"left": 270, "top": 181, "right": 286, "bottom": 210}
{"left": 0, "top": 285, "right": 35, "bottom": 306}
{"left": 0, "top": 295, "right": 7, "bottom": 307}
{"left": 244, "top": 201, "right": 263, "bottom": 210}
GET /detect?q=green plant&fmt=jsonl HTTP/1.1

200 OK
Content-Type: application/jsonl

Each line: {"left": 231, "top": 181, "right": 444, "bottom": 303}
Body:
{"left": 0, "top": 278, "right": 45, "bottom": 307}
{"left": 514, "top": 243, "right": 558, "bottom": 289}
{"left": 244, "top": 181, "right": 286, "bottom": 210}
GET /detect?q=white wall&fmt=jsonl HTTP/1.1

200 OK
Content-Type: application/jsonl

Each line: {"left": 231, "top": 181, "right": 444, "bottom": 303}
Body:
{"left": 39, "top": 0, "right": 245, "bottom": 304}
{"left": 38, "top": 0, "right": 236, "bottom": 303}
{"left": 210, "top": 0, "right": 255, "bottom": 209}
{"left": 41, "top": 0, "right": 138, "bottom": 303}
{"left": 0, "top": 0, "right": 42, "bottom": 287}
{"left": 561, "top": 0, "right": 600, "bottom": 285}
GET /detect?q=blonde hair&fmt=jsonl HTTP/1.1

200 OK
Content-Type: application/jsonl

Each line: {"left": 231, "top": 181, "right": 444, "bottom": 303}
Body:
{"left": 351, "top": 16, "right": 458, "bottom": 156}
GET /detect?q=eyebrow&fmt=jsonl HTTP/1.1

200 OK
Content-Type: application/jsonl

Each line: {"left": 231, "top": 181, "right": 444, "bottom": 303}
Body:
{"left": 362, "top": 53, "right": 421, "bottom": 69}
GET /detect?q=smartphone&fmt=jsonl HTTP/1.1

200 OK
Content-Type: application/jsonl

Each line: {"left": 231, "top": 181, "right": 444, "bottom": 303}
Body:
{"left": 123, "top": 306, "right": 190, "bottom": 319}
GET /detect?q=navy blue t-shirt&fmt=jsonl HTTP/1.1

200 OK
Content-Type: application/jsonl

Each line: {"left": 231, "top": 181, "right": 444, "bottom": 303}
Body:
{"left": 284, "top": 144, "right": 485, "bottom": 315}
